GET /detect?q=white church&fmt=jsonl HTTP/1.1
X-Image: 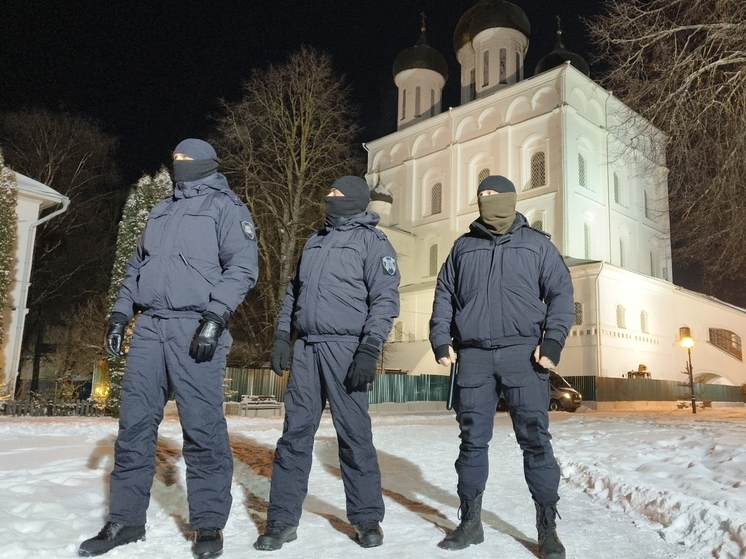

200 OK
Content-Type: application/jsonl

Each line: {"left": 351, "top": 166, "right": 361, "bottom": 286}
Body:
{"left": 365, "top": 0, "right": 746, "bottom": 388}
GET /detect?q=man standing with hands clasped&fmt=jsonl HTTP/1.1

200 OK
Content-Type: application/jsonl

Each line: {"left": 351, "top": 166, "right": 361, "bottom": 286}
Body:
{"left": 78, "top": 139, "right": 258, "bottom": 559}
{"left": 429, "top": 175, "right": 574, "bottom": 559}
{"left": 255, "top": 176, "right": 400, "bottom": 551}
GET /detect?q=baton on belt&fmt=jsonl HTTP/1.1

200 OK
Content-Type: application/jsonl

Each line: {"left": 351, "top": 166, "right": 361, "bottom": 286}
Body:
{"left": 446, "top": 359, "right": 458, "bottom": 411}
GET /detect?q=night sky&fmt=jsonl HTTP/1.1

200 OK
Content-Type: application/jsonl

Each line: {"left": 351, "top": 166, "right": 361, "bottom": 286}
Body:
{"left": 0, "top": 0, "right": 602, "bottom": 183}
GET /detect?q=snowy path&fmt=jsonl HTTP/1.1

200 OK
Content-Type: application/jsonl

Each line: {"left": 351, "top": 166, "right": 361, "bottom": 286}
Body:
{"left": 1, "top": 409, "right": 744, "bottom": 558}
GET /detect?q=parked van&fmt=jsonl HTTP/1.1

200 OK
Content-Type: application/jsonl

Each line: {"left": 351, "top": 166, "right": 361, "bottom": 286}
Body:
{"left": 497, "top": 370, "right": 582, "bottom": 412}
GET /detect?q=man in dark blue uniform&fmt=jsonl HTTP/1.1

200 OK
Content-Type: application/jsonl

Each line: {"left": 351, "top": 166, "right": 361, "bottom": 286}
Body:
{"left": 429, "top": 175, "right": 573, "bottom": 559}
{"left": 254, "top": 176, "right": 400, "bottom": 551}
{"left": 78, "top": 139, "right": 258, "bottom": 559}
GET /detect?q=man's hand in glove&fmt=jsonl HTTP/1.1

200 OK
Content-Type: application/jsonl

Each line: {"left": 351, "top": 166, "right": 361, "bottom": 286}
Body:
{"left": 346, "top": 340, "right": 380, "bottom": 390}
{"left": 270, "top": 331, "right": 291, "bottom": 376}
{"left": 189, "top": 312, "right": 226, "bottom": 363}
{"left": 104, "top": 313, "right": 129, "bottom": 358}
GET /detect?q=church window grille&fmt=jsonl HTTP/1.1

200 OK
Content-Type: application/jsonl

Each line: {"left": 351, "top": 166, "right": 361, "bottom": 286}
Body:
{"left": 584, "top": 224, "right": 591, "bottom": 259}
{"left": 430, "top": 89, "right": 435, "bottom": 117}
{"left": 394, "top": 321, "right": 404, "bottom": 342}
{"left": 531, "top": 220, "right": 544, "bottom": 231}
{"left": 470, "top": 68, "right": 476, "bottom": 100}
{"left": 640, "top": 311, "right": 649, "bottom": 334}
{"left": 483, "top": 51, "right": 490, "bottom": 87}
{"left": 613, "top": 173, "right": 621, "bottom": 205}
{"left": 578, "top": 154, "right": 587, "bottom": 188}
{"left": 616, "top": 305, "right": 626, "bottom": 329}
{"left": 478, "top": 168, "right": 490, "bottom": 186}
{"left": 429, "top": 244, "right": 438, "bottom": 277}
{"left": 574, "top": 302, "right": 583, "bottom": 325}
{"left": 431, "top": 182, "right": 442, "bottom": 215}
{"left": 415, "top": 86, "right": 421, "bottom": 117}
{"left": 401, "top": 90, "right": 406, "bottom": 121}
{"left": 531, "top": 152, "right": 546, "bottom": 188}
{"left": 499, "top": 49, "right": 507, "bottom": 83}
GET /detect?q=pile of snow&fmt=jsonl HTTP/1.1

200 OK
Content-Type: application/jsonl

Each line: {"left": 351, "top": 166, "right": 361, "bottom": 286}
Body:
{"left": 1, "top": 408, "right": 744, "bottom": 558}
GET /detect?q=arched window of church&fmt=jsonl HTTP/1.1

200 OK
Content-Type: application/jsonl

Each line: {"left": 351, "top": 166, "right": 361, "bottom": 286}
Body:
{"left": 613, "top": 173, "right": 621, "bottom": 205}
{"left": 574, "top": 302, "right": 583, "bottom": 325}
{"left": 578, "top": 154, "right": 587, "bottom": 188}
{"left": 430, "top": 89, "right": 435, "bottom": 117}
{"left": 431, "top": 182, "right": 442, "bottom": 215}
{"left": 429, "top": 244, "right": 438, "bottom": 277}
{"left": 616, "top": 305, "right": 626, "bottom": 329}
{"left": 531, "top": 220, "right": 543, "bottom": 231}
{"left": 531, "top": 152, "right": 546, "bottom": 188}
{"left": 515, "top": 52, "right": 521, "bottom": 81}
{"left": 478, "top": 168, "right": 490, "bottom": 187}
{"left": 401, "top": 90, "right": 406, "bottom": 121}
{"left": 640, "top": 311, "right": 649, "bottom": 334}
{"left": 415, "top": 86, "right": 421, "bottom": 117}
{"left": 483, "top": 51, "right": 490, "bottom": 87}
{"left": 644, "top": 190, "right": 651, "bottom": 219}
{"left": 499, "top": 49, "right": 507, "bottom": 83}
{"left": 649, "top": 252, "right": 656, "bottom": 277}
{"left": 619, "top": 238, "right": 626, "bottom": 267}
{"left": 584, "top": 223, "right": 591, "bottom": 259}
{"left": 394, "top": 321, "right": 404, "bottom": 342}
{"left": 470, "top": 68, "right": 476, "bottom": 100}
{"left": 709, "top": 328, "right": 742, "bottom": 361}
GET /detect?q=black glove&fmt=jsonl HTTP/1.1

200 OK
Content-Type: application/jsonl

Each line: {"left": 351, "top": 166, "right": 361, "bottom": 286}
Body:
{"left": 346, "top": 341, "right": 380, "bottom": 389}
{"left": 270, "top": 331, "right": 291, "bottom": 376}
{"left": 189, "top": 312, "right": 226, "bottom": 363}
{"left": 539, "top": 339, "right": 562, "bottom": 367}
{"left": 104, "top": 312, "right": 129, "bottom": 358}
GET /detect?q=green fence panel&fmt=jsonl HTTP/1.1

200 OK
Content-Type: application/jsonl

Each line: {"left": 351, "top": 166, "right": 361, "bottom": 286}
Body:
{"left": 563, "top": 375, "right": 743, "bottom": 403}
{"left": 224, "top": 369, "right": 450, "bottom": 405}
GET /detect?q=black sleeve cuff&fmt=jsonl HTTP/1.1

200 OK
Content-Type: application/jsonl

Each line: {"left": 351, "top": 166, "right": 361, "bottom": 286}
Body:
{"left": 434, "top": 344, "right": 451, "bottom": 362}
{"left": 357, "top": 342, "right": 381, "bottom": 358}
{"left": 202, "top": 311, "right": 227, "bottom": 327}
{"left": 275, "top": 330, "right": 291, "bottom": 343}
{"left": 108, "top": 312, "right": 129, "bottom": 325}
{"left": 540, "top": 339, "right": 562, "bottom": 366}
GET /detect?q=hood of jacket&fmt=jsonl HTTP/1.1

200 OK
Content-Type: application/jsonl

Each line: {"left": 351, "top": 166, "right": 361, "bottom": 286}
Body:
{"left": 173, "top": 172, "right": 230, "bottom": 200}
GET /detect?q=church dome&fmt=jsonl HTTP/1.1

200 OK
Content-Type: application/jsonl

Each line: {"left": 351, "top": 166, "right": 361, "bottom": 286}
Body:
{"left": 535, "top": 22, "right": 590, "bottom": 77}
{"left": 393, "top": 31, "right": 448, "bottom": 79}
{"left": 454, "top": 0, "right": 531, "bottom": 53}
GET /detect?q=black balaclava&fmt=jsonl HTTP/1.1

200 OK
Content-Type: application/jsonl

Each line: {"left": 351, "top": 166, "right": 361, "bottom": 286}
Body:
{"left": 477, "top": 175, "right": 517, "bottom": 235}
{"left": 325, "top": 176, "right": 371, "bottom": 226}
{"left": 172, "top": 138, "right": 219, "bottom": 183}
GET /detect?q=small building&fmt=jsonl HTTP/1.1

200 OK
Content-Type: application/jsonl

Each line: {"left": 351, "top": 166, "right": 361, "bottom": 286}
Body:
{"left": 1, "top": 171, "right": 68, "bottom": 398}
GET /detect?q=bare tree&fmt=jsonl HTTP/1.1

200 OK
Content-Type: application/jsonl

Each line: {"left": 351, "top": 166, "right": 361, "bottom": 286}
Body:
{"left": 0, "top": 108, "right": 124, "bottom": 394}
{"left": 589, "top": 0, "right": 746, "bottom": 303}
{"left": 213, "top": 47, "right": 364, "bottom": 364}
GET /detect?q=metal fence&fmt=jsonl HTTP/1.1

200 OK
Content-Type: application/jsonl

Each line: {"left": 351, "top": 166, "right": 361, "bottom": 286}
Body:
{"left": 1, "top": 400, "right": 105, "bottom": 417}
{"left": 564, "top": 376, "right": 744, "bottom": 403}
{"left": 225, "top": 368, "right": 450, "bottom": 405}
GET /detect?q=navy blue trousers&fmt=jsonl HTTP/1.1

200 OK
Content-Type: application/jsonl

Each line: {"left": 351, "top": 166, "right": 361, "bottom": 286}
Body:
{"left": 267, "top": 339, "right": 384, "bottom": 526}
{"left": 108, "top": 314, "right": 233, "bottom": 529}
{"left": 454, "top": 345, "right": 560, "bottom": 507}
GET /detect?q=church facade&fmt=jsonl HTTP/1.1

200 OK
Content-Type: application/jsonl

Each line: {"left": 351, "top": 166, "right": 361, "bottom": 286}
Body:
{"left": 364, "top": 1, "right": 746, "bottom": 387}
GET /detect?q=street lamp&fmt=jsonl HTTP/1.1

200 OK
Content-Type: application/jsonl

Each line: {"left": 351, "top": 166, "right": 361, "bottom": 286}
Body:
{"left": 679, "top": 327, "right": 696, "bottom": 414}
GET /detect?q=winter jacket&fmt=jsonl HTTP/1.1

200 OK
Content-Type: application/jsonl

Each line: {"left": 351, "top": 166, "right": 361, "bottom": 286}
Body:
{"left": 112, "top": 173, "right": 258, "bottom": 321}
{"left": 429, "top": 213, "right": 574, "bottom": 351}
{"left": 277, "top": 211, "right": 400, "bottom": 346}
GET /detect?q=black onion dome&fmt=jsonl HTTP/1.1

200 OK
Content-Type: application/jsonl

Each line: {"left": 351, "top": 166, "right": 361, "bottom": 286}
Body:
{"left": 393, "top": 31, "right": 449, "bottom": 79}
{"left": 468, "top": 0, "right": 531, "bottom": 41}
{"left": 535, "top": 24, "right": 590, "bottom": 76}
{"left": 453, "top": 2, "right": 481, "bottom": 53}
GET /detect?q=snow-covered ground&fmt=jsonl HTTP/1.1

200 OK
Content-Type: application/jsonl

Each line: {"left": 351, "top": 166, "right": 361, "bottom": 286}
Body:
{"left": 1, "top": 407, "right": 745, "bottom": 559}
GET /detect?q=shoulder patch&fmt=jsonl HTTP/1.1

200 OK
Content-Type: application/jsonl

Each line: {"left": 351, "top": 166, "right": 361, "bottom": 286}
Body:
{"left": 381, "top": 256, "right": 397, "bottom": 276}
{"left": 240, "top": 220, "right": 256, "bottom": 241}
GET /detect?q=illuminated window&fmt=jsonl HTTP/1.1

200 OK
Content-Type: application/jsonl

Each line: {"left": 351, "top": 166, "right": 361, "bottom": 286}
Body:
{"left": 709, "top": 328, "right": 742, "bottom": 361}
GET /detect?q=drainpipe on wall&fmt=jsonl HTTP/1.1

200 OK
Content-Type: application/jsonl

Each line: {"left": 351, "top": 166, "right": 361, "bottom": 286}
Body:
{"left": 9, "top": 196, "right": 70, "bottom": 397}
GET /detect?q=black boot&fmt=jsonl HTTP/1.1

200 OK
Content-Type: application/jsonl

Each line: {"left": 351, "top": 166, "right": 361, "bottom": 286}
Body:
{"left": 78, "top": 522, "right": 146, "bottom": 557}
{"left": 254, "top": 520, "right": 298, "bottom": 551}
{"left": 535, "top": 501, "right": 566, "bottom": 559}
{"left": 192, "top": 528, "right": 223, "bottom": 558}
{"left": 438, "top": 492, "right": 484, "bottom": 550}
{"left": 353, "top": 521, "right": 383, "bottom": 548}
